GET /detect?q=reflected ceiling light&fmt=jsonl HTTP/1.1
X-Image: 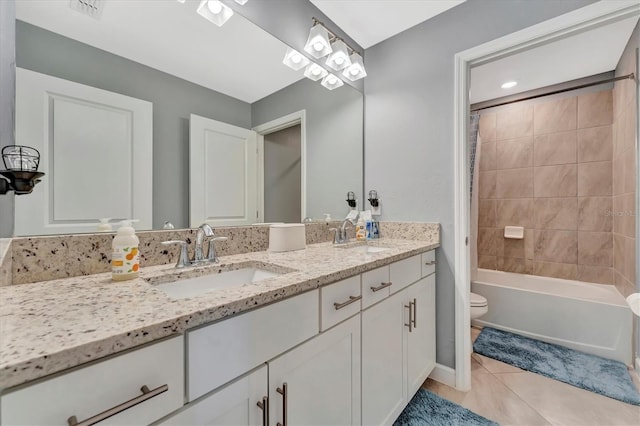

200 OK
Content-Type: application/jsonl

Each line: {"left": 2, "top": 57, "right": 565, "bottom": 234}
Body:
{"left": 234, "top": 0, "right": 249, "bottom": 4}
{"left": 342, "top": 52, "right": 367, "bottom": 81}
{"left": 325, "top": 39, "right": 352, "bottom": 71}
{"left": 304, "top": 63, "right": 328, "bottom": 81}
{"left": 321, "top": 73, "right": 344, "bottom": 90}
{"left": 177, "top": 0, "right": 186, "bottom": 3}
{"left": 501, "top": 81, "right": 518, "bottom": 89}
{"left": 197, "top": 0, "right": 233, "bottom": 27}
{"left": 283, "top": 47, "right": 310, "bottom": 71}
{"left": 304, "top": 24, "right": 333, "bottom": 58}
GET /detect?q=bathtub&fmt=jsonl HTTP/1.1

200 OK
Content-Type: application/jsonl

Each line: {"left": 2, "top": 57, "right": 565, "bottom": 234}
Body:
{"left": 471, "top": 269, "right": 633, "bottom": 365}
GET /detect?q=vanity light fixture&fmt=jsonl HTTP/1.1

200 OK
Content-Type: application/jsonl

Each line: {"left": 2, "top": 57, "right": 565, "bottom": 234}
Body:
{"left": 342, "top": 52, "right": 367, "bottom": 81}
{"left": 0, "top": 145, "right": 45, "bottom": 195}
{"left": 304, "top": 23, "right": 333, "bottom": 58}
{"left": 283, "top": 47, "right": 310, "bottom": 71}
{"left": 346, "top": 191, "right": 357, "bottom": 209}
{"left": 304, "top": 63, "right": 329, "bottom": 81}
{"left": 321, "top": 73, "right": 344, "bottom": 90}
{"left": 501, "top": 81, "right": 518, "bottom": 89}
{"left": 197, "top": 0, "right": 234, "bottom": 27}
{"left": 325, "top": 39, "right": 352, "bottom": 71}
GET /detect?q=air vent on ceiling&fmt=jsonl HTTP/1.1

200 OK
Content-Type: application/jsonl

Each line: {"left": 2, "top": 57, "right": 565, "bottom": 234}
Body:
{"left": 69, "top": 0, "right": 104, "bottom": 19}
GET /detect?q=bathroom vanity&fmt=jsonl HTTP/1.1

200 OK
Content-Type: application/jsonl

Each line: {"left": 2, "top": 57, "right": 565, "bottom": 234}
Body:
{"left": 0, "top": 238, "right": 438, "bottom": 425}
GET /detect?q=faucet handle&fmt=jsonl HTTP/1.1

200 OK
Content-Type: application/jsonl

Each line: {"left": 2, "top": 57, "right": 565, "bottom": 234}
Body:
{"left": 329, "top": 228, "right": 339, "bottom": 244}
{"left": 207, "top": 237, "right": 228, "bottom": 262}
{"left": 161, "top": 240, "right": 190, "bottom": 268}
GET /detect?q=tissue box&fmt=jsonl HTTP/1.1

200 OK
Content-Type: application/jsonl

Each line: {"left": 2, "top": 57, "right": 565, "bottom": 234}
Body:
{"left": 269, "top": 224, "right": 306, "bottom": 252}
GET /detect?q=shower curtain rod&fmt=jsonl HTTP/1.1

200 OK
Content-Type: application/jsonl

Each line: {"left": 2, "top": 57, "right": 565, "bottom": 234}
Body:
{"left": 471, "top": 73, "right": 635, "bottom": 112}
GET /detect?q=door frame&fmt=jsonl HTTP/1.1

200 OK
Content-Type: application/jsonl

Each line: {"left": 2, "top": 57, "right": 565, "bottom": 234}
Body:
{"left": 453, "top": 1, "right": 640, "bottom": 390}
{"left": 253, "top": 110, "right": 307, "bottom": 223}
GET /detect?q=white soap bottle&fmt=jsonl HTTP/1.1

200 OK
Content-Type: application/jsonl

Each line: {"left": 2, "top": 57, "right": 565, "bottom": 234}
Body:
{"left": 97, "top": 218, "right": 112, "bottom": 232}
{"left": 112, "top": 220, "right": 140, "bottom": 281}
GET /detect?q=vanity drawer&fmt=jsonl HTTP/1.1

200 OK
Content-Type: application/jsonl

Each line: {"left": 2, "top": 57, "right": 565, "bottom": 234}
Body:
{"left": 320, "top": 275, "right": 361, "bottom": 331}
{"left": 1, "top": 336, "right": 184, "bottom": 426}
{"left": 362, "top": 266, "right": 391, "bottom": 309}
{"left": 421, "top": 250, "right": 436, "bottom": 277}
{"left": 187, "top": 290, "right": 319, "bottom": 401}
{"left": 389, "top": 254, "right": 422, "bottom": 292}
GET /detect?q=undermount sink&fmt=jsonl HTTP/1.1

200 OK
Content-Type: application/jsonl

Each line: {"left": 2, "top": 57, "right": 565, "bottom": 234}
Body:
{"left": 152, "top": 267, "right": 282, "bottom": 300}
{"left": 336, "top": 242, "right": 390, "bottom": 254}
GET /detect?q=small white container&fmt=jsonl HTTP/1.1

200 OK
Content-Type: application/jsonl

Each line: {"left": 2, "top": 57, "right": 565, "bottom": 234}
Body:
{"left": 269, "top": 224, "right": 306, "bottom": 252}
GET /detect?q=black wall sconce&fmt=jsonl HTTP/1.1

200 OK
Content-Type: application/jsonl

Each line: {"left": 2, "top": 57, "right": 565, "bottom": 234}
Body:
{"left": 367, "top": 190, "right": 379, "bottom": 207}
{"left": 346, "top": 191, "right": 356, "bottom": 209}
{"left": 0, "top": 146, "right": 45, "bottom": 195}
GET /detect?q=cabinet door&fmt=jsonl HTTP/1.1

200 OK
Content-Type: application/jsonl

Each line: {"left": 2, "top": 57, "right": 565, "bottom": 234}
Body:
{"left": 406, "top": 275, "right": 436, "bottom": 397}
{"left": 362, "top": 290, "right": 407, "bottom": 426}
{"left": 268, "top": 316, "right": 361, "bottom": 426}
{"left": 159, "top": 365, "right": 267, "bottom": 426}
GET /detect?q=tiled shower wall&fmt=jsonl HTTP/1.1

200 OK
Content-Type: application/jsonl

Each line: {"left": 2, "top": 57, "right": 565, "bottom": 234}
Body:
{"left": 477, "top": 89, "right": 614, "bottom": 283}
{"left": 612, "top": 30, "right": 637, "bottom": 298}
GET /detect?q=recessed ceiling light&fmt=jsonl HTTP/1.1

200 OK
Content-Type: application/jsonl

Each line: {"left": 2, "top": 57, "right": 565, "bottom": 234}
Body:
{"left": 501, "top": 81, "right": 518, "bottom": 89}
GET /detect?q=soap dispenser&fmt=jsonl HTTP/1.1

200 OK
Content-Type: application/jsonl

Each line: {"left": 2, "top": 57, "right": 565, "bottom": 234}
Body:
{"left": 112, "top": 220, "right": 140, "bottom": 281}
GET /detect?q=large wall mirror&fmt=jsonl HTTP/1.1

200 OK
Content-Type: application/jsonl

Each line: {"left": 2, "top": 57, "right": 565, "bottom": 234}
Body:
{"left": 13, "top": 0, "right": 363, "bottom": 236}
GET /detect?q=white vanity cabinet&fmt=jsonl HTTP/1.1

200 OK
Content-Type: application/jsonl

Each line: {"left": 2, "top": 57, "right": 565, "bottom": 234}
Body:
{"left": 362, "top": 252, "right": 437, "bottom": 426}
{"left": 0, "top": 336, "right": 184, "bottom": 426}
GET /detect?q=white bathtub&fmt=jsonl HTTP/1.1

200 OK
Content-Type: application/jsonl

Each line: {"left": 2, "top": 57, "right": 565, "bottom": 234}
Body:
{"left": 471, "top": 269, "right": 633, "bottom": 365}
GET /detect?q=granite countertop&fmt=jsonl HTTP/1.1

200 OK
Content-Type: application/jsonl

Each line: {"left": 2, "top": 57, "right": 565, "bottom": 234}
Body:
{"left": 0, "top": 238, "right": 438, "bottom": 390}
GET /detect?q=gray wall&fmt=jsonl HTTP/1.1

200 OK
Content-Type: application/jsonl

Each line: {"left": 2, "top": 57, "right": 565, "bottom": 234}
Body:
{"left": 16, "top": 21, "right": 251, "bottom": 230}
{"left": 364, "top": 0, "right": 597, "bottom": 368}
{"left": 252, "top": 78, "right": 363, "bottom": 221}
{"left": 0, "top": 1, "right": 15, "bottom": 237}
{"left": 264, "top": 124, "right": 302, "bottom": 223}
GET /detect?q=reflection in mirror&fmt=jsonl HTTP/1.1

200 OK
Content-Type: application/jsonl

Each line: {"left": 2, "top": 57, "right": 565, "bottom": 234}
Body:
{"left": 13, "top": 0, "right": 363, "bottom": 236}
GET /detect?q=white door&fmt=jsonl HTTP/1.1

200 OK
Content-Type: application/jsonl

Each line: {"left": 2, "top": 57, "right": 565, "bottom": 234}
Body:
{"left": 268, "top": 316, "right": 361, "bottom": 426}
{"left": 14, "top": 68, "right": 153, "bottom": 235}
{"left": 160, "top": 365, "right": 268, "bottom": 426}
{"left": 362, "top": 290, "right": 407, "bottom": 426}
{"left": 189, "top": 114, "right": 257, "bottom": 227}
{"left": 406, "top": 275, "right": 437, "bottom": 397}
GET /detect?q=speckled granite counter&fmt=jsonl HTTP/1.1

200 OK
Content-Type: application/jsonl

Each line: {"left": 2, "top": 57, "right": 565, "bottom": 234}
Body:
{"left": 0, "top": 237, "right": 439, "bottom": 390}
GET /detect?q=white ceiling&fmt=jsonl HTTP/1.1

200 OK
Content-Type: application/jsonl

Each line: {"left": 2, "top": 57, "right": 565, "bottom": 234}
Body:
{"left": 16, "top": 0, "right": 305, "bottom": 104}
{"left": 470, "top": 15, "right": 639, "bottom": 104}
{"left": 310, "top": 0, "right": 466, "bottom": 49}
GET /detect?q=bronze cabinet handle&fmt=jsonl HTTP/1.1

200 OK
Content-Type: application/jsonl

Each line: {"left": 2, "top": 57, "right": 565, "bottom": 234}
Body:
{"left": 333, "top": 295, "right": 361, "bottom": 310}
{"left": 370, "top": 282, "right": 392, "bottom": 293}
{"left": 67, "top": 384, "right": 168, "bottom": 426}
{"left": 276, "top": 383, "right": 288, "bottom": 426}
{"left": 412, "top": 298, "right": 417, "bottom": 328}
{"left": 404, "top": 303, "right": 413, "bottom": 332}
{"left": 257, "top": 396, "right": 269, "bottom": 426}
{"left": 425, "top": 261, "right": 436, "bottom": 266}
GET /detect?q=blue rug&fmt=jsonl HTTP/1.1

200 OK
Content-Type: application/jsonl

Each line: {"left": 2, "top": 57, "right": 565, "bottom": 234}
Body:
{"left": 473, "top": 327, "right": 640, "bottom": 405}
{"left": 393, "top": 389, "right": 498, "bottom": 426}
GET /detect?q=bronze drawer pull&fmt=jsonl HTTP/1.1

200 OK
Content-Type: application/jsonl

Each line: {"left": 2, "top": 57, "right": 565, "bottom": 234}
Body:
{"left": 276, "top": 383, "right": 288, "bottom": 426}
{"left": 333, "top": 295, "right": 362, "bottom": 310}
{"left": 257, "top": 396, "right": 269, "bottom": 426}
{"left": 370, "top": 282, "right": 392, "bottom": 292}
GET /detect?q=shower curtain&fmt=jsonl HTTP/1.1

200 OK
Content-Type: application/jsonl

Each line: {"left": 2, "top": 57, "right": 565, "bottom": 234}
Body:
{"left": 469, "top": 112, "right": 481, "bottom": 279}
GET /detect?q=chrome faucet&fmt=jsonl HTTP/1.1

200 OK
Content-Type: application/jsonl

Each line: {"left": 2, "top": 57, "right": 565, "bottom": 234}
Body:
{"left": 162, "top": 223, "right": 228, "bottom": 268}
{"left": 331, "top": 219, "right": 355, "bottom": 244}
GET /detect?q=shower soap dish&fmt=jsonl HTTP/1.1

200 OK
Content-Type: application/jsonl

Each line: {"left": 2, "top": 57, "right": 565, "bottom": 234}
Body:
{"left": 504, "top": 226, "right": 524, "bottom": 239}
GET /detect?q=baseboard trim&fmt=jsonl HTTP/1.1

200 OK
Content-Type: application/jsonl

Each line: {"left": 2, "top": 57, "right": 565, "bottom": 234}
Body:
{"left": 429, "top": 363, "right": 456, "bottom": 388}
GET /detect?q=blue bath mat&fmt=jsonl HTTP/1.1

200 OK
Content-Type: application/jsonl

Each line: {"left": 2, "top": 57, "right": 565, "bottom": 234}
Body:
{"left": 474, "top": 327, "right": 640, "bottom": 405}
{"left": 393, "top": 389, "right": 498, "bottom": 426}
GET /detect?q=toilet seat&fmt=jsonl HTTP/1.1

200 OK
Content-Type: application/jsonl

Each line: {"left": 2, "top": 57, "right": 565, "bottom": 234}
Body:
{"left": 470, "top": 292, "right": 487, "bottom": 307}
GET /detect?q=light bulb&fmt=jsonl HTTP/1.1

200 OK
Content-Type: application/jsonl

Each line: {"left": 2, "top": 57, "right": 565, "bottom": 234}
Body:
{"left": 312, "top": 68, "right": 322, "bottom": 76}
{"left": 313, "top": 42, "right": 324, "bottom": 51}
{"left": 335, "top": 57, "right": 344, "bottom": 65}
{"left": 349, "top": 67, "right": 359, "bottom": 75}
{"left": 291, "top": 54, "right": 302, "bottom": 64}
{"left": 328, "top": 75, "right": 337, "bottom": 84}
{"left": 207, "top": 0, "right": 223, "bottom": 14}
{"left": 501, "top": 81, "right": 518, "bottom": 89}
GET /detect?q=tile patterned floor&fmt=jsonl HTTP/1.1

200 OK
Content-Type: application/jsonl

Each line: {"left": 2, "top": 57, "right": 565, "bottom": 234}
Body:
{"left": 423, "top": 327, "right": 640, "bottom": 425}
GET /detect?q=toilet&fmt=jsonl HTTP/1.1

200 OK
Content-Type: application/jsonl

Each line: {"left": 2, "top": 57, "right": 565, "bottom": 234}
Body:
{"left": 470, "top": 292, "right": 488, "bottom": 320}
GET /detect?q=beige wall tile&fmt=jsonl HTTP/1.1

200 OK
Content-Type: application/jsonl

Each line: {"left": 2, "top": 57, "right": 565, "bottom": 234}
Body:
{"left": 624, "top": 236, "right": 635, "bottom": 283}
{"left": 479, "top": 141, "right": 497, "bottom": 171}
{"left": 496, "top": 104, "right": 533, "bottom": 140}
{"left": 533, "top": 164, "right": 577, "bottom": 197}
{"left": 500, "top": 257, "right": 531, "bottom": 274}
{"left": 533, "top": 97, "right": 577, "bottom": 135}
{"left": 577, "top": 90, "right": 613, "bottom": 128}
{"left": 533, "top": 261, "right": 578, "bottom": 280}
{"left": 612, "top": 156, "right": 624, "bottom": 196}
{"left": 478, "top": 227, "right": 498, "bottom": 257}
{"left": 496, "top": 136, "right": 533, "bottom": 169}
{"left": 577, "top": 197, "right": 612, "bottom": 232}
{"left": 623, "top": 105, "right": 637, "bottom": 154}
{"left": 612, "top": 195, "right": 623, "bottom": 234}
{"left": 577, "top": 125, "right": 612, "bottom": 162}
{"left": 496, "top": 199, "right": 534, "bottom": 228}
{"left": 524, "top": 229, "right": 534, "bottom": 260}
{"left": 534, "top": 230, "right": 578, "bottom": 264}
{"left": 503, "top": 238, "right": 525, "bottom": 259}
{"left": 479, "top": 112, "right": 496, "bottom": 142}
{"left": 613, "top": 233, "right": 625, "bottom": 275}
{"left": 621, "top": 192, "right": 636, "bottom": 238}
{"left": 623, "top": 149, "right": 636, "bottom": 194}
{"left": 496, "top": 168, "right": 533, "bottom": 198}
{"left": 577, "top": 161, "right": 612, "bottom": 196}
{"left": 534, "top": 198, "right": 578, "bottom": 231}
{"left": 478, "top": 200, "right": 496, "bottom": 228}
{"left": 578, "top": 265, "right": 613, "bottom": 284}
{"left": 578, "top": 231, "right": 612, "bottom": 266}
{"left": 478, "top": 255, "right": 497, "bottom": 270}
{"left": 479, "top": 171, "right": 496, "bottom": 199}
{"left": 533, "top": 130, "right": 576, "bottom": 166}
